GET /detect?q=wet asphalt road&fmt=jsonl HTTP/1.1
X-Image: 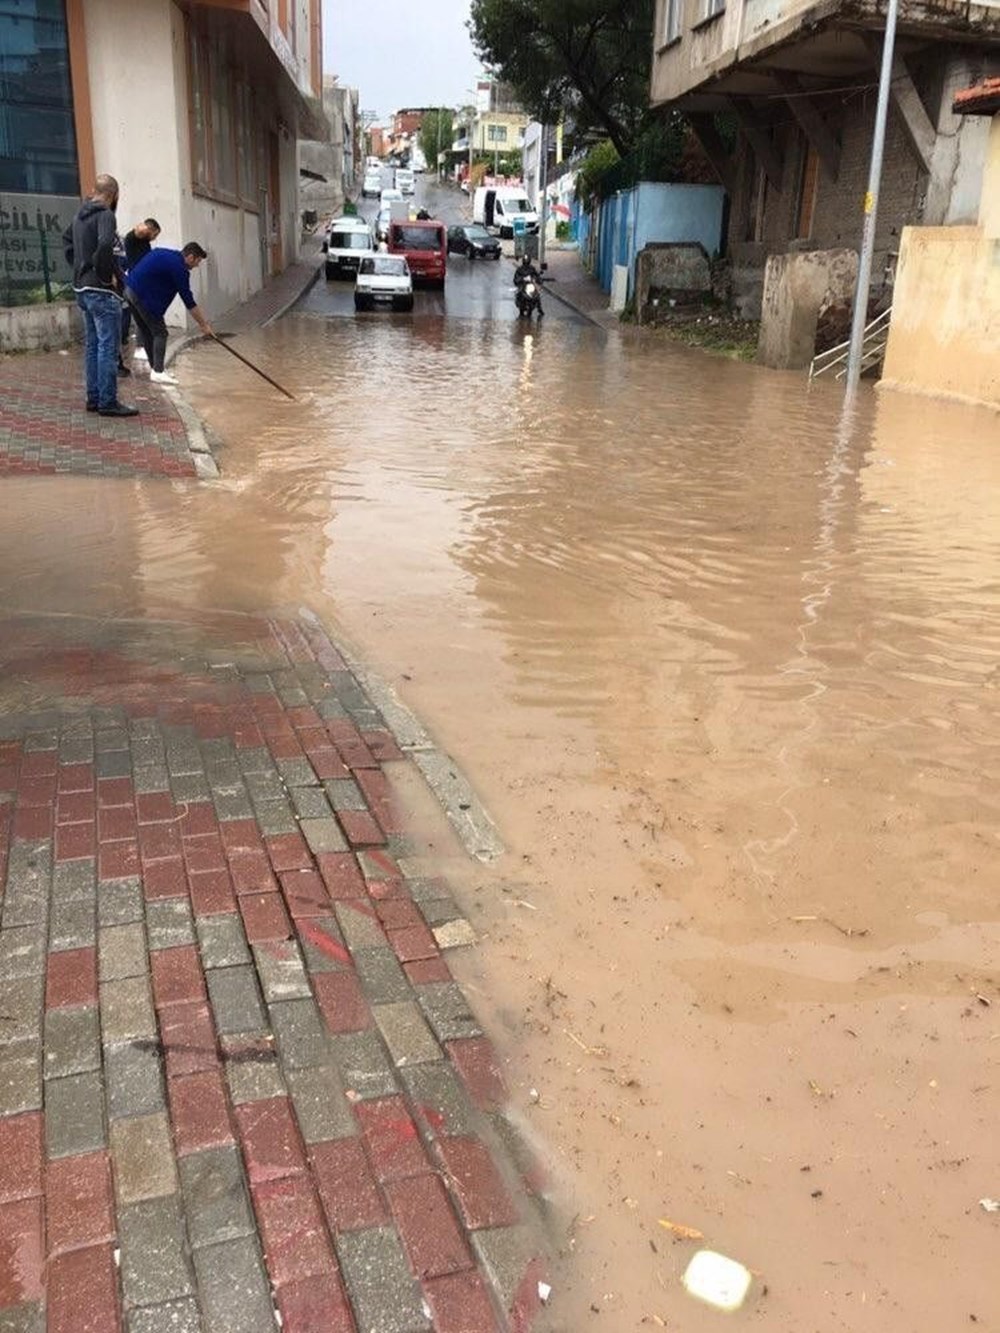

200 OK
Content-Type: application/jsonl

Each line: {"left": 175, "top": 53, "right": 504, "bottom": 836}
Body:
{"left": 295, "top": 169, "right": 583, "bottom": 325}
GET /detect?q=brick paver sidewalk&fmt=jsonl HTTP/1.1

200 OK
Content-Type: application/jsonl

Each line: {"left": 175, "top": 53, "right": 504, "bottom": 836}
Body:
{"left": 0, "top": 612, "right": 550, "bottom": 1332}
{"left": 0, "top": 355, "right": 198, "bottom": 479}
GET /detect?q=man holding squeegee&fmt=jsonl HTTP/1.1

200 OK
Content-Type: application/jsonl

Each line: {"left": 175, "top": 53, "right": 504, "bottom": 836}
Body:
{"left": 125, "top": 242, "right": 214, "bottom": 385}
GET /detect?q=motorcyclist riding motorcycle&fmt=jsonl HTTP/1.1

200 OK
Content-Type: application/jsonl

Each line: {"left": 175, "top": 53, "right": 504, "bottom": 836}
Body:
{"left": 513, "top": 256, "right": 545, "bottom": 318}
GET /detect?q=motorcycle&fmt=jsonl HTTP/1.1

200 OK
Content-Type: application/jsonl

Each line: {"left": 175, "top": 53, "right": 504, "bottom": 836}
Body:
{"left": 514, "top": 270, "right": 545, "bottom": 319}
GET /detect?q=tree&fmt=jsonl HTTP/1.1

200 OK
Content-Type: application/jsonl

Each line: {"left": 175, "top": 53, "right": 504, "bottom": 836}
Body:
{"left": 419, "top": 109, "right": 454, "bottom": 171}
{"left": 469, "top": 0, "right": 656, "bottom": 156}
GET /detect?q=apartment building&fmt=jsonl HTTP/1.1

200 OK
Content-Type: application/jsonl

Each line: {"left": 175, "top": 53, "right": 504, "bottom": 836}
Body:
{"left": 1, "top": 0, "right": 324, "bottom": 321}
{"left": 649, "top": 0, "right": 1000, "bottom": 314}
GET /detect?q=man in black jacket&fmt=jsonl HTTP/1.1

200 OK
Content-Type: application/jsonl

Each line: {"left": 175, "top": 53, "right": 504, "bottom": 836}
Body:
{"left": 63, "top": 174, "right": 138, "bottom": 418}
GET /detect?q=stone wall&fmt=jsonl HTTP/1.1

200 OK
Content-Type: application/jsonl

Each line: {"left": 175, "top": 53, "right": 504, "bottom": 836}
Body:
{"left": 635, "top": 243, "right": 712, "bottom": 324}
{"left": 0, "top": 301, "right": 81, "bottom": 353}
{"left": 756, "top": 248, "right": 858, "bottom": 370}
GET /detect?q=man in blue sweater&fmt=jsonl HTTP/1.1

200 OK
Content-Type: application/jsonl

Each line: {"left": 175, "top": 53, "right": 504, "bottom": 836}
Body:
{"left": 125, "top": 242, "right": 214, "bottom": 385}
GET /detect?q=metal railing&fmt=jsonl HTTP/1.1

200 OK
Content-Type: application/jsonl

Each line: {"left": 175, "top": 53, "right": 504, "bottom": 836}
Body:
{"left": 809, "top": 306, "right": 893, "bottom": 381}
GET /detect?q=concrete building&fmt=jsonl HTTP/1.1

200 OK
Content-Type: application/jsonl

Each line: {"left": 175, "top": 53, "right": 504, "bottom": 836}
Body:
{"left": 881, "top": 77, "right": 1000, "bottom": 408}
{"left": 1, "top": 0, "right": 324, "bottom": 324}
{"left": 299, "top": 77, "right": 359, "bottom": 223}
{"left": 649, "top": 0, "right": 1000, "bottom": 316}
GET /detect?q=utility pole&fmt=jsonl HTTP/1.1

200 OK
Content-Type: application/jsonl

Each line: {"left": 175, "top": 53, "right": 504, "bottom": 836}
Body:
{"left": 845, "top": 0, "right": 898, "bottom": 393}
{"left": 538, "top": 121, "right": 548, "bottom": 268}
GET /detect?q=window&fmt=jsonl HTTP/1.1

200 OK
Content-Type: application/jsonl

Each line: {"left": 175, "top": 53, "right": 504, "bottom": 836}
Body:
{"left": 187, "top": 17, "right": 258, "bottom": 208}
{"left": 0, "top": 0, "right": 79, "bottom": 194}
{"left": 662, "top": 0, "right": 682, "bottom": 42}
{"left": 487, "top": 124, "right": 508, "bottom": 144}
{"left": 704, "top": 0, "right": 725, "bottom": 16}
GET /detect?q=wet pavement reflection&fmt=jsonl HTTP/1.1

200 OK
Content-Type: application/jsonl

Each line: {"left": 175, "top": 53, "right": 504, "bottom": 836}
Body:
{"left": 2, "top": 231, "right": 1000, "bottom": 1329}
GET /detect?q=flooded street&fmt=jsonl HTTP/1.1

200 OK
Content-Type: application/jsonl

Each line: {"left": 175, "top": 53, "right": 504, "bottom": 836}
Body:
{"left": 3, "top": 211, "right": 1000, "bottom": 1329}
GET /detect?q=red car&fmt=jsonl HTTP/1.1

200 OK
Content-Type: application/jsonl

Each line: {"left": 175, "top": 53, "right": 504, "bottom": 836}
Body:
{"left": 387, "top": 220, "right": 447, "bottom": 289}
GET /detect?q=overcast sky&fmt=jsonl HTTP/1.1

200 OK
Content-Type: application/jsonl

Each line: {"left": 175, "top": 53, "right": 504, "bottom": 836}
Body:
{"left": 322, "top": 0, "right": 484, "bottom": 124}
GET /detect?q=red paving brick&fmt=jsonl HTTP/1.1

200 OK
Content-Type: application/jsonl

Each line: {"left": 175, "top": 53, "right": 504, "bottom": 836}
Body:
{"left": 281, "top": 869, "right": 333, "bottom": 919}
{"left": 275, "top": 1272, "right": 357, "bottom": 1333}
{"left": 168, "top": 1069, "right": 233, "bottom": 1155}
{"left": 46, "top": 1243, "right": 122, "bottom": 1333}
{"left": 97, "top": 778, "right": 134, "bottom": 808}
{"left": 98, "top": 838, "right": 140, "bottom": 881}
{"left": 178, "top": 802, "right": 218, "bottom": 836}
{"left": 239, "top": 890, "right": 293, "bottom": 942}
{"left": 375, "top": 897, "right": 424, "bottom": 930}
{"left": 251, "top": 1174, "right": 336, "bottom": 1285}
{"left": 159, "top": 1000, "right": 219, "bottom": 1077}
{"left": 446, "top": 1038, "right": 509, "bottom": 1114}
{"left": 97, "top": 805, "right": 137, "bottom": 842}
{"left": 336, "top": 809, "right": 387, "bottom": 847}
{"left": 136, "top": 791, "right": 175, "bottom": 823}
{"left": 45, "top": 1152, "right": 115, "bottom": 1255}
{"left": 188, "top": 867, "right": 238, "bottom": 915}
{"left": 0, "top": 1197, "right": 44, "bottom": 1304}
{"left": 423, "top": 1270, "right": 502, "bottom": 1333}
{"left": 265, "top": 832, "right": 312, "bottom": 872}
{"left": 436, "top": 1138, "right": 519, "bottom": 1231}
{"left": 54, "top": 820, "right": 96, "bottom": 860}
{"left": 315, "top": 852, "right": 366, "bottom": 900}
{"left": 56, "top": 791, "right": 96, "bottom": 824}
{"left": 313, "top": 970, "right": 370, "bottom": 1034}
{"left": 310, "top": 1137, "right": 387, "bottom": 1233}
{"left": 229, "top": 849, "right": 278, "bottom": 894}
{"left": 235, "top": 1097, "right": 307, "bottom": 1183}
{"left": 0, "top": 1113, "right": 42, "bottom": 1204}
{"left": 356, "top": 1097, "right": 430, "bottom": 1183}
{"left": 45, "top": 947, "right": 97, "bottom": 1009}
{"left": 386, "top": 1172, "right": 473, "bottom": 1279}
{"left": 387, "top": 924, "right": 439, "bottom": 963}
{"left": 404, "top": 956, "right": 453, "bottom": 985}
{"left": 142, "top": 856, "right": 188, "bottom": 900}
{"left": 151, "top": 945, "right": 207, "bottom": 1008}
{"left": 58, "top": 764, "right": 94, "bottom": 793}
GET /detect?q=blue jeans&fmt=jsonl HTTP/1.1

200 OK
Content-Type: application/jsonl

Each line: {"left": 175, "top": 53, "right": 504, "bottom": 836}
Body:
{"left": 76, "top": 289, "right": 121, "bottom": 409}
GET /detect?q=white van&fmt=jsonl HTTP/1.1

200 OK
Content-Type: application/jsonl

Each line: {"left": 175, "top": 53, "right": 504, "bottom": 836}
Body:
{"left": 324, "top": 216, "right": 374, "bottom": 280}
{"left": 395, "top": 169, "right": 415, "bottom": 196}
{"left": 473, "top": 187, "right": 539, "bottom": 238}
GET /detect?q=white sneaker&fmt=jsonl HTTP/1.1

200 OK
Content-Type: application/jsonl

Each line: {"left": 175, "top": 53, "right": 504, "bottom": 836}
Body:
{"left": 150, "top": 370, "right": 178, "bottom": 385}
{"left": 133, "top": 347, "right": 147, "bottom": 362}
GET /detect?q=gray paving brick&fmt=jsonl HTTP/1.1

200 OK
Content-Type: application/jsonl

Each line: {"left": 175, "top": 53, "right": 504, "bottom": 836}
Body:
{"left": 243, "top": 771, "right": 284, "bottom": 803}
{"left": 105, "top": 1039, "right": 165, "bottom": 1118}
{"left": 471, "top": 1224, "right": 539, "bottom": 1311}
{"left": 204, "top": 760, "right": 241, "bottom": 791}
{"left": 400, "top": 1062, "right": 477, "bottom": 1139}
{"left": 353, "top": 947, "right": 411, "bottom": 1005}
{"left": 165, "top": 741, "right": 202, "bottom": 777}
{"left": 334, "top": 901, "right": 386, "bottom": 951}
{"left": 251, "top": 800, "right": 297, "bottom": 836}
{"left": 131, "top": 736, "right": 166, "bottom": 766}
{"left": 53, "top": 857, "right": 97, "bottom": 901}
{"left": 210, "top": 787, "right": 254, "bottom": 821}
{"left": 147, "top": 899, "right": 195, "bottom": 950}
{"left": 224, "top": 1045, "right": 285, "bottom": 1104}
{"left": 46, "top": 1070, "right": 105, "bottom": 1156}
{"left": 417, "top": 982, "right": 483, "bottom": 1042}
{"left": 374, "top": 1001, "right": 441, "bottom": 1068}
{"left": 299, "top": 817, "right": 347, "bottom": 854}
{"left": 170, "top": 773, "right": 210, "bottom": 804}
{"left": 236, "top": 747, "right": 272, "bottom": 776}
{"left": 206, "top": 966, "right": 265, "bottom": 1035}
{"left": 251, "top": 941, "right": 311, "bottom": 1002}
{"left": 48, "top": 894, "right": 96, "bottom": 952}
{"left": 269, "top": 998, "right": 330, "bottom": 1068}
{"left": 0, "top": 925, "right": 46, "bottom": 980}
{"left": 44, "top": 1005, "right": 100, "bottom": 1080}
{"left": 323, "top": 778, "right": 367, "bottom": 811}
{"left": 133, "top": 764, "right": 170, "bottom": 795}
{"left": 179, "top": 1145, "right": 255, "bottom": 1250}
{"left": 286, "top": 1064, "right": 355, "bottom": 1143}
{"left": 127, "top": 1298, "right": 202, "bottom": 1333}
{"left": 195, "top": 915, "right": 249, "bottom": 969}
{"left": 0, "top": 1044, "right": 41, "bottom": 1114}
{"left": 406, "top": 877, "right": 450, "bottom": 905}
{"left": 95, "top": 726, "right": 128, "bottom": 753}
{"left": 2, "top": 842, "right": 51, "bottom": 928}
{"left": 193, "top": 1236, "right": 274, "bottom": 1333}
{"left": 98, "top": 878, "right": 144, "bottom": 928}
{"left": 58, "top": 736, "right": 94, "bottom": 765}
{"left": 276, "top": 758, "right": 316, "bottom": 788}
{"left": 337, "top": 1227, "right": 430, "bottom": 1333}
{"left": 0, "top": 1300, "right": 44, "bottom": 1332}
{"left": 111, "top": 1111, "right": 178, "bottom": 1203}
{"left": 0, "top": 975, "right": 43, "bottom": 1045}
{"left": 120, "top": 1195, "right": 194, "bottom": 1308}
{"left": 297, "top": 915, "right": 346, "bottom": 974}
{"left": 418, "top": 896, "right": 462, "bottom": 928}
{"left": 96, "top": 750, "right": 131, "bottom": 779}
{"left": 289, "top": 786, "right": 332, "bottom": 819}
{"left": 328, "top": 1030, "right": 398, "bottom": 1101}
{"left": 101, "top": 975, "right": 157, "bottom": 1044}
{"left": 99, "top": 922, "right": 148, "bottom": 981}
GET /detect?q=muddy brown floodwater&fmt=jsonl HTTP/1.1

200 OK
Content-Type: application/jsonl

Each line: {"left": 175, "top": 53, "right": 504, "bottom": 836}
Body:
{"left": 2, "top": 310, "right": 1000, "bottom": 1331}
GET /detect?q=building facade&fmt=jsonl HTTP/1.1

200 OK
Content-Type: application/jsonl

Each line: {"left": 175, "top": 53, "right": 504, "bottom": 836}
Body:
{"left": 1, "top": 0, "right": 323, "bottom": 322}
{"left": 299, "top": 77, "right": 359, "bottom": 223}
{"left": 649, "top": 0, "right": 1000, "bottom": 315}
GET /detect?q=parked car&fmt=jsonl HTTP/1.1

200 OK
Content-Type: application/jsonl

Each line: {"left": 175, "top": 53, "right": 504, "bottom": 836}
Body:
{"left": 379, "top": 188, "right": 403, "bottom": 207}
{"left": 361, "top": 169, "right": 381, "bottom": 198}
{"left": 395, "top": 169, "right": 415, "bottom": 196}
{"left": 388, "top": 220, "right": 447, "bottom": 288}
{"left": 354, "top": 254, "right": 414, "bottom": 313}
{"left": 446, "top": 224, "right": 501, "bottom": 261}
{"left": 324, "top": 217, "right": 374, "bottom": 280}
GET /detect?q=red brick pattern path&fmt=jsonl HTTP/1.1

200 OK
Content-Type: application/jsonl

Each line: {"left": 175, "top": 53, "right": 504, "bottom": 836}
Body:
{"left": 0, "top": 613, "right": 549, "bottom": 1332}
{"left": 0, "top": 354, "right": 197, "bottom": 478}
